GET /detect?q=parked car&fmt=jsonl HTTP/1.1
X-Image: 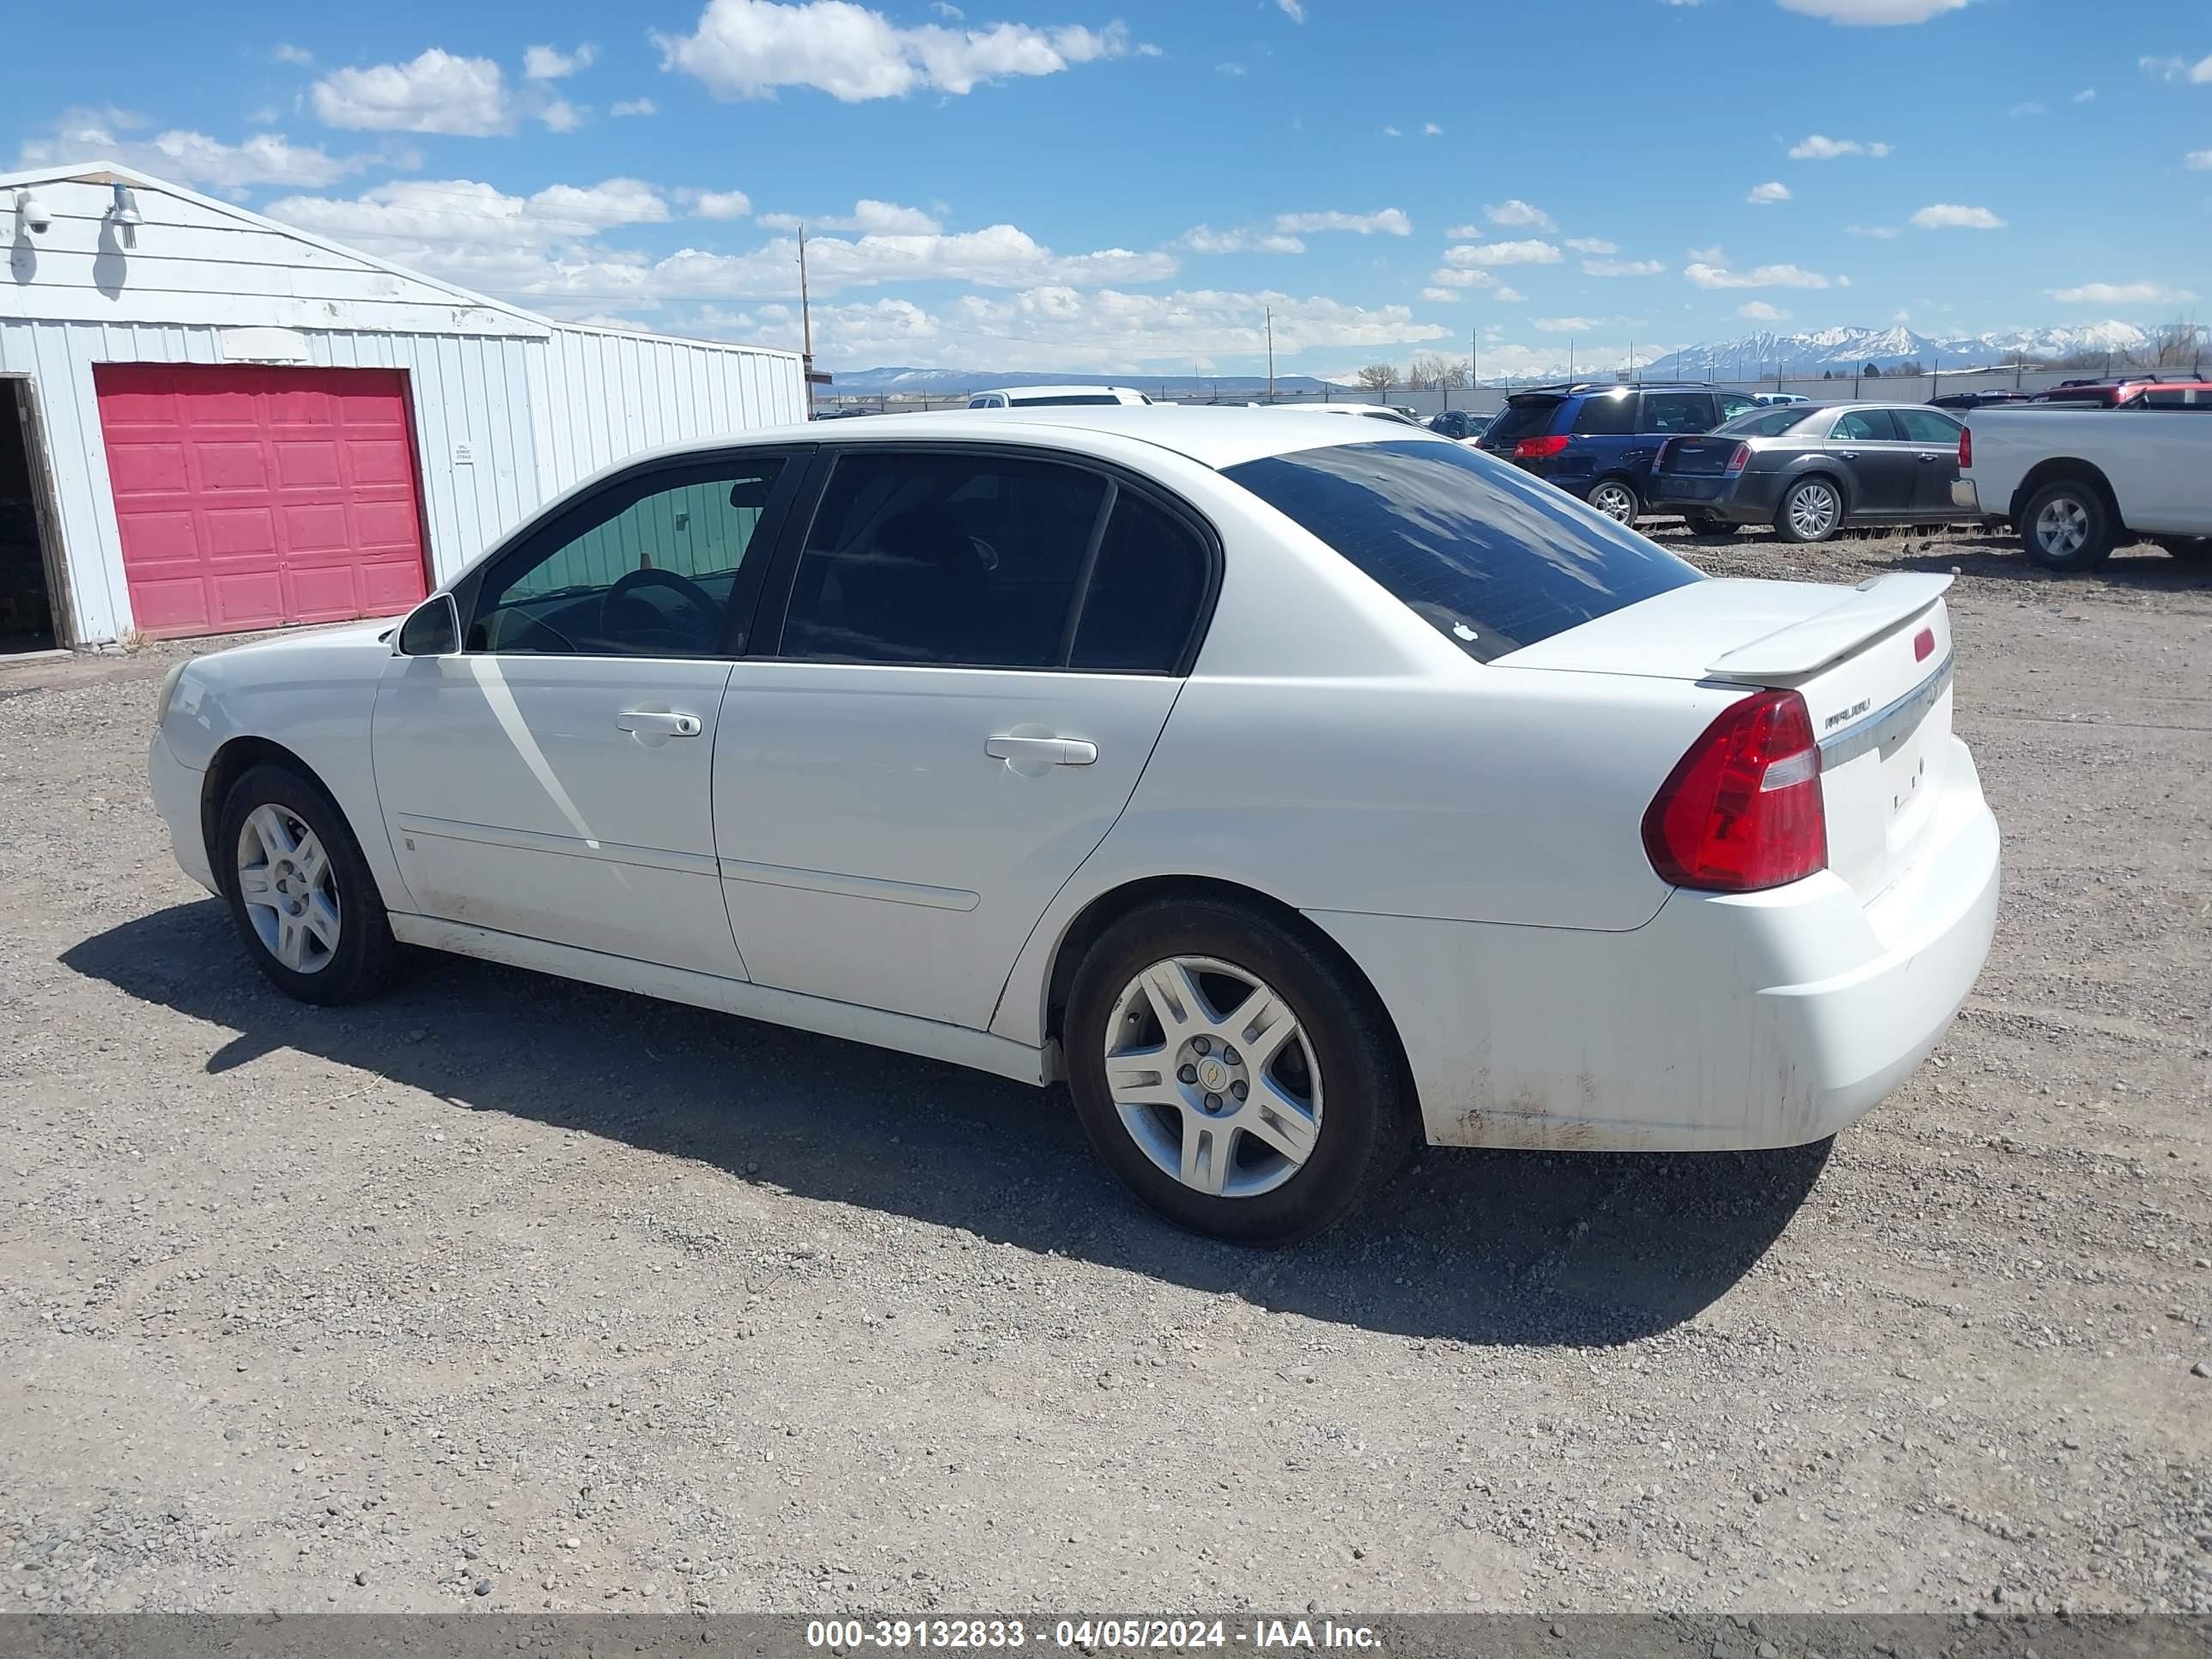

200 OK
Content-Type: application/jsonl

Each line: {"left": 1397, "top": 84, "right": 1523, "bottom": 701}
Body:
{"left": 811, "top": 406, "right": 877, "bottom": 419}
{"left": 1954, "top": 406, "right": 2212, "bottom": 570}
{"left": 1270, "top": 404, "right": 1429, "bottom": 428}
{"left": 1475, "top": 382, "right": 1760, "bottom": 523}
{"left": 1428, "top": 409, "right": 1493, "bottom": 441}
{"left": 1751, "top": 392, "right": 1811, "bottom": 408}
{"left": 2029, "top": 377, "right": 2212, "bottom": 410}
{"left": 967, "top": 385, "right": 1155, "bottom": 409}
{"left": 1929, "top": 390, "right": 2032, "bottom": 410}
{"left": 1650, "top": 402, "right": 1966, "bottom": 543}
{"left": 149, "top": 410, "right": 1999, "bottom": 1244}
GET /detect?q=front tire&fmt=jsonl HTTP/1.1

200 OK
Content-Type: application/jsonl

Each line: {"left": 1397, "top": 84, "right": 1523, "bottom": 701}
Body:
{"left": 1586, "top": 478, "right": 1640, "bottom": 525}
{"left": 1776, "top": 477, "right": 1844, "bottom": 544}
{"left": 1063, "top": 897, "right": 1409, "bottom": 1245}
{"left": 216, "top": 763, "right": 399, "bottom": 1005}
{"left": 2020, "top": 478, "right": 2116, "bottom": 572}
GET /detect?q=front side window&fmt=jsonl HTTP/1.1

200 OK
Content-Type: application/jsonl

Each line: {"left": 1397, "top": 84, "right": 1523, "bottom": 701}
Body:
{"left": 1225, "top": 440, "right": 1700, "bottom": 665}
{"left": 1643, "top": 392, "right": 1717, "bottom": 434}
{"left": 468, "top": 459, "right": 786, "bottom": 657}
{"left": 780, "top": 450, "right": 1109, "bottom": 668}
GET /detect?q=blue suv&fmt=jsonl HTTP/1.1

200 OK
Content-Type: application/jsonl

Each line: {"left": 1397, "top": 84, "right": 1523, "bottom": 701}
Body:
{"left": 1474, "top": 382, "right": 1759, "bottom": 523}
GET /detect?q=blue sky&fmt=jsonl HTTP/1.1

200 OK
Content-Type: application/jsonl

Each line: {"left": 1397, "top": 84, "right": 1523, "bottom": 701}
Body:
{"left": 8, "top": 0, "right": 2210, "bottom": 377}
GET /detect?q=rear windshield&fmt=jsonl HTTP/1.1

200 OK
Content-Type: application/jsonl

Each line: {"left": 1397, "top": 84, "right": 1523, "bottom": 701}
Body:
{"left": 1719, "top": 405, "right": 1824, "bottom": 438}
{"left": 1009, "top": 393, "right": 1121, "bottom": 406}
{"left": 1480, "top": 396, "right": 1563, "bottom": 445}
{"left": 1224, "top": 439, "right": 1701, "bottom": 664}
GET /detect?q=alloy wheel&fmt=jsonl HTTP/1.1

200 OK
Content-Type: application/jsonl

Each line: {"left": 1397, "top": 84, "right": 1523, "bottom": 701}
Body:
{"left": 237, "top": 804, "right": 341, "bottom": 974}
{"left": 1789, "top": 482, "right": 1840, "bottom": 540}
{"left": 1589, "top": 483, "right": 1637, "bottom": 523}
{"left": 1101, "top": 956, "right": 1323, "bottom": 1200}
{"left": 2034, "top": 496, "right": 2090, "bottom": 560}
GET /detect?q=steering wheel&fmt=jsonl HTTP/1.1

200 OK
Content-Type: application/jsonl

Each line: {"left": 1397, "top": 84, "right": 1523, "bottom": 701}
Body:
{"left": 601, "top": 568, "right": 720, "bottom": 640}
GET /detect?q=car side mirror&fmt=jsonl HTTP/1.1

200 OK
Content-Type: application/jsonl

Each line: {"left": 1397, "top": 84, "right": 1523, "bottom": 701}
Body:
{"left": 395, "top": 592, "right": 459, "bottom": 657}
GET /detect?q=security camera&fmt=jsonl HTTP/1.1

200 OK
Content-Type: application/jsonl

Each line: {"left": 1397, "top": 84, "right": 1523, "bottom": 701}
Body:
{"left": 15, "top": 191, "right": 52, "bottom": 234}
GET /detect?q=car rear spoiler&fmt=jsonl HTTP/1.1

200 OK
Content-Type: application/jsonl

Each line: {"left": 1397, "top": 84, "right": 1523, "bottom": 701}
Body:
{"left": 1705, "top": 573, "right": 1952, "bottom": 683}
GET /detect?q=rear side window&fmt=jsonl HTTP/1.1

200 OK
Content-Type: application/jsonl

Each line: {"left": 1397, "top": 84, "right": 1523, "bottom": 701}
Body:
{"left": 1893, "top": 408, "right": 1963, "bottom": 444}
{"left": 1832, "top": 408, "right": 1902, "bottom": 441}
{"left": 1009, "top": 393, "right": 1121, "bottom": 407}
{"left": 1643, "top": 392, "right": 1717, "bottom": 434}
{"left": 1571, "top": 393, "right": 1638, "bottom": 436}
{"left": 1722, "top": 406, "right": 1822, "bottom": 439}
{"left": 1482, "top": 396, "right": 1563, "bottom": 444}
{"left": 1070, "top": 495, "right": 1209, "bottom": 672}
{"left": 1224, "top": 440, "right": 1700, "bottom": 665}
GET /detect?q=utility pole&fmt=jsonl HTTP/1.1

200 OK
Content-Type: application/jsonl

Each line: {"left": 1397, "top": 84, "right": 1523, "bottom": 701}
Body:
{"left": 1265, "top": 307, "right": 1275, "bottom": 404}
{"left": 798, "top": 222, "right": 816, "bottom": 418}
{"left": 1470, "top": 323, "right": 1478, "bottom": 391}
{"left": 1569, "top": 339, "right": 1576, "bottom": 380}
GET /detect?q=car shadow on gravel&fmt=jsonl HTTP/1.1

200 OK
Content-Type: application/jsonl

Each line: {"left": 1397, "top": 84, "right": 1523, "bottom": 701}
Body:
{"left": 64, "top": 900, "right": 1832, "bottom": 1350}
{"left": 1887, "top": 545, "right": 2212, "bottom": 590}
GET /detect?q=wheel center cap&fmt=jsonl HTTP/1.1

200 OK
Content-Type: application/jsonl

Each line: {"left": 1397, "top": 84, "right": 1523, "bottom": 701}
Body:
{"left": 1197, "top": 1058, "right": 1230, "bottom": 1092}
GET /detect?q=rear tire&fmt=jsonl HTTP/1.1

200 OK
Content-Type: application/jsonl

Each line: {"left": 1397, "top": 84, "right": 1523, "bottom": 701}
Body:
{"left": 1585, "top": 478, "right": 1640, "bottom": 525}
{"left": 1063, "top": 896, "right": 1410, "bottom": 1246}
{"left": 2020, "top": 478, "right": 2117, "bottom": 572}
{"left": 216, "top": 763, "right": 399, "bottom": 1006}
{"left": 1775, "top": 477, "right": 1844, "bottom": 544}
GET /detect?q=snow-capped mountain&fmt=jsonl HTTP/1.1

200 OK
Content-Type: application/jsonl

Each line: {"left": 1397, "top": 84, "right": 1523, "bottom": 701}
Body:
{"left": 824, "top": 366, "right": 1335, "bottom": 396}
{"left": 1646, "top": 321, "right": 2152, "bottom": 378}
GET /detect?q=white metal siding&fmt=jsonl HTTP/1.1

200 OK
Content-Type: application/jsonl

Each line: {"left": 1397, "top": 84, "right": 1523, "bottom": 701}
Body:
{"left": 536, "top": 325, "right": 808, "bottom": 496}
{"left": 1, "top": 170, "right": 807, "bottom": 644}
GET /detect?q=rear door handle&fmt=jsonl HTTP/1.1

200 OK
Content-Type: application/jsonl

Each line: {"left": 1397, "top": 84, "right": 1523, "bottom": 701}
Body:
{"left": 987, "top": 733, "right": 1097, "bottom": 767}
{"left": 1916, "top": 452, "right": 1942, "bottom": 462}
{"left": 1832, "top": 452, "right": 1859, "bottom": 461}
{"left": 617, "top": 709, "right": 702, "bottom": 738}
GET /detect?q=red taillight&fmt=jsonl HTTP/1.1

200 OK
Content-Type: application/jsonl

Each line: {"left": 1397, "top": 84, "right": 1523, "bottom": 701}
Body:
{"left": 1959, "top": 425, "right": 1972, "bottom": 468}
{"left": 1642, "top": 690, "right": 1826, "bottom": 893}
{"left": 1513, "top": 434, "right": 1571, "bottom": 460}
{"left": 1913, "top": 626, "right": 1936, "bottom": 662}
{"left": 1726, "top": 442, "right": 1751, "bottom": 473}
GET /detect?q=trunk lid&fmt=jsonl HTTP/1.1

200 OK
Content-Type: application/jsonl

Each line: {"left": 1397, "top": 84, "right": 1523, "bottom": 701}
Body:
{"left": 1659, "top": 434, "right": 1741, "bottom": 476}
{"left": 1496, "top": 574, "right": 1956, "bottom": 903}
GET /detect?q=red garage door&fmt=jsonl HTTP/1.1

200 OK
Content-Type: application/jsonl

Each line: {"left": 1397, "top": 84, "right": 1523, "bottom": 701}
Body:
{"left": 94, "top": 363, "right": 429, "bottom": 638}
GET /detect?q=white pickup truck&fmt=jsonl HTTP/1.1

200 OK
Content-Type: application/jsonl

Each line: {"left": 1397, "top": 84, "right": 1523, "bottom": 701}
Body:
{"left": 1954, "top": 408, "right": 2212, "bottom": 572}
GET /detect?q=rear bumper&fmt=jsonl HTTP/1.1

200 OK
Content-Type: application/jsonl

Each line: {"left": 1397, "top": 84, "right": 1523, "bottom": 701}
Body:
{"left": 1650, "top": 471, "right": 1783, "bottom": 524}
{"left": 1309, "top": 738, "right": 2001, "bottom": 1152}
{"left": 149, "top": 731, "right": 218, "bottom": 896}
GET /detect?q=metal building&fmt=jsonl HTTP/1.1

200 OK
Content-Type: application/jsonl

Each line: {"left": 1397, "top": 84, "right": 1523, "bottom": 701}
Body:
{"left": 1, "top": 161, "right": 806, "bottom": 651}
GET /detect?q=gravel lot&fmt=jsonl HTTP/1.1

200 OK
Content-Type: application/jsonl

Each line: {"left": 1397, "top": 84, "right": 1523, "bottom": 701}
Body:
{"left": 1, "top": 526, "right": 2206, "bottom": 1617}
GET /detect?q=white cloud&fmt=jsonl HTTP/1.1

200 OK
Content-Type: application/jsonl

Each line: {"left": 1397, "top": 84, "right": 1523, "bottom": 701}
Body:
{"left": 273, "top": 43, "right": 314, "bottom": 67}
{"left": 691, "top": 189, "right": 754, "bottom": 220}
{"left": 1482, "top": 198, "right": 1556, "bottom": 231}
{"left": 1419, "top": 286, "right": 1460, "bottom": 303}
{"left": 1738, "top": 301, "right": 1789, "bottom": 320}
{"left": 2189, "top": 150, "right": 2212, "bottom": 171}
{"left": 1534, "top": 316, "right": 1601, "bottom": 332}
{"left": 1911, "top": 202, "right": 2004, "bottom": 229}
{"left": 656, "top": 0, "right": 1132, "bottom": 102}
{"left": 1844, "top": 223, "right": 1900, "bottom": 238}
{"left": 1179, "top": 225, "right": 1304, "bottom": 254}
{"left": 931, "top": 2, "right": 963, "bottom": 15}
{"left": 1425, "top": 267, "right": 1497, "bottom": 289}
{"left": 1747, "top": 180, "right": 1792, "bottom": 204}
{"left": 760, "top": 198, "right": 941, "bottom": 234}
{"left": 2047, "top": 281, "right": 2198, "bottom": 305}
{"left": 1380, "top": 124, "right": 1401, "bottom": 137}
{"left": 267, "top": 178, "right": 673, "bottom": 250}
{"left": 312, "top": 49, "right": 518, "bottom": 136}
{"left": 1217, "top": 61, "right": 1248, "bottom": 76}
{"left": 2139, "top": 53, "right": 2212, "bottom": 84}
{"left": 1776, "top": 0, "right": 1968, "bottom": 23}
{"left": 1276, "top": 0, "right": 1306, "bottom": 19}
{"left": 525, "top": 44, "right": 599, "bottom": 80}
{"left": 2072, "top": 87, "right": 2095, "bottom": 102}
{"left": 1136, "top": 41, "right": 1163, "bottom": 56}
{"left": 1686, "top": 243, "right": 1726, "bottom": 263}
{"left": 611, "top": 98, "right": 659, "bottom": 116}
{"left": 1583, "top": 258, "right": 1664, "bottom": 276}
{"left": 2008, "top": 100, "right": 2046, "bottom": 118}
{"left": 12, "top": 106, "right": 391, "bottom": 190}
{"left": 1422, "top": 122, "right": 1442, "bottom": 137}
{"left": 1685, "top": 260, "right": 1831, "bottom": 289}
{"left": 1564, "top": 237, "right": 1617, "bottom": 254}
{"left": 1787, "top": 133, "right": 1891, "bottom": 159}
{"left": 538, "top": 98, "right": 584, "bottom": 133}
{"left": 1492, "top": 286, "right": 1525, "bottom": 303}
{"left": 1441, "top": 238, "right": 1560, "bottom": 267}
{"left": 1274, "top": 208, "right": 1412, "bottom": 235}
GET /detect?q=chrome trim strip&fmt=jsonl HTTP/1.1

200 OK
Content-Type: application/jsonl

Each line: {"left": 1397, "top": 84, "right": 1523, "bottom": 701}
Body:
{"left": 1817, "top": 653, "right": 1953, "bottom": 767}
{"left": 717, "top": 856, "right": 981, "bottom": 912}
{"left": 393, "top": 812, "right": 720, "bottom": 878}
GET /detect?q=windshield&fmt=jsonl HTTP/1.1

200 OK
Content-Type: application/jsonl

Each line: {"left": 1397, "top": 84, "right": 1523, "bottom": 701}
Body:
{"left": 1718, "top": 406, "right": 1825, "bottom": 438}
{"left": 1224, "top": 440, "right": 1701, "bottom": 664}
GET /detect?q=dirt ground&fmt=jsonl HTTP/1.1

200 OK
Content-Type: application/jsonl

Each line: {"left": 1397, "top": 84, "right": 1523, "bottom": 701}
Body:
{"left": 0, "top": 524, "right": 2205, "bottom": 1617}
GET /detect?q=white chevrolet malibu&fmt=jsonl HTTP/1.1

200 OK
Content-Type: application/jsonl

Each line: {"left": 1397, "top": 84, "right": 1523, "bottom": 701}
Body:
{"left": 149, "top": 409, "right": 2000, "bottom": 1243}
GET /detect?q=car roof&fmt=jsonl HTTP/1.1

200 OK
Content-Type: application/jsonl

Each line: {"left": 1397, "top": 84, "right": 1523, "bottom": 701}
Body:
{"left": 970, "top": 384, "right": 1148, "bottom": 398}
{"left": 590, "top": 406, "right": 1450, "bottom": 474}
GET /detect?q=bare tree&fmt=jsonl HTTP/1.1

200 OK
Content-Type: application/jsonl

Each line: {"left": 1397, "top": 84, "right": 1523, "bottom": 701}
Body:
{"left": 1407, "top": 353, "right": 1453, "bottom": 391}
{"left": 1435, "top": 360, "right": 1470, "bottom": 389}
{"left": 1356, "top": 362, "right": 1398, "bottom": 392}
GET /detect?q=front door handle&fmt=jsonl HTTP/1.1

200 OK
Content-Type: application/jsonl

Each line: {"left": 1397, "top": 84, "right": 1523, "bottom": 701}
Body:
{"left": 617, "top": 709, "right": 702, "bottom": 738}
{"left": 987, "top": 733, "right": 1097, "bottom": 767}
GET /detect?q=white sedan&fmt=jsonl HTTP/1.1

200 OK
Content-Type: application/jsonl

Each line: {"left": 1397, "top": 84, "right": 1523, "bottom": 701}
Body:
{"left": 149, "top": 409, "right": 2000, "bottom": 1244}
